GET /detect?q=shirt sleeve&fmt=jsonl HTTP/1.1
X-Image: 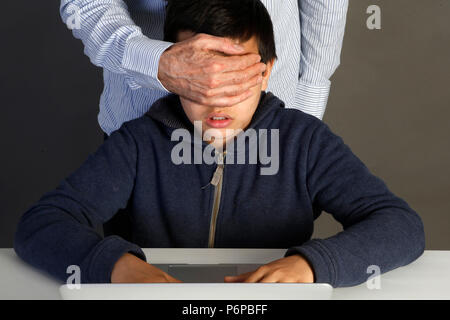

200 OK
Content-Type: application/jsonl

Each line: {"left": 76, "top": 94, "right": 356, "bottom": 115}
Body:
{"left": 285, "top": 121, "right": 425, "bottom": 287}
{"left": 14, "top": 124, "right": 146, "bottom": 283}
{"left": 59, "top": 0, "right": 173, "bottom": 91}
{"left": 292, "top": 0, "right": 349, "bottom": 119}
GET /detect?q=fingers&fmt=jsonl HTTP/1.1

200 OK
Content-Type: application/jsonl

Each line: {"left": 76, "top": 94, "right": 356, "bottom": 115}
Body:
{"left": 224, "top": 271, "right": 253, "bottom": 282}
{"left": 179, "top": 65, "right": 264, "bottom": 107}
{"left": 202, "top": 63, "right": 266, "bottom": 90}
{"left": 260, "top": 276, "right": 300, "bottom": 283}
{"left": 223, "top": 256, "right": 313, "bottom": 284}
{"left": 159, "top": 33, "right": 268, "bottom": 107}
{"left": 200, "top": 73, "right": 263, "bottom": 99}
{"left": 224, "top": 267, "right": 269, "bottom": 283}
{"left": 201, "top": 90, "right": 254, "bottom": 108}
{"left": 244, "top": 267, "right": 268, "bottom": 283}
{"left": 182, "top": 87, "right": 254, "bottom": 108}
{"left": 213, "top": 54, "right": 263, "bottom": 73}
{"left": 191, "top": 34, "right": 262, "bottom": 73}
{"left": 224, "top": 268, "right": 302, "bottom": 283}
{"left": 259, "top": 275, "right": 279, "bottom": 283}
{"left": 193, "top": 33, "right": 246, "bottom": 55}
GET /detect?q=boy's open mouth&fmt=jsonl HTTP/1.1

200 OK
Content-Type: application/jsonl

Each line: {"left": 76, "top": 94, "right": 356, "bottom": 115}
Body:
{"left": 206, "top": 113, "right": 233, "bottom": 128}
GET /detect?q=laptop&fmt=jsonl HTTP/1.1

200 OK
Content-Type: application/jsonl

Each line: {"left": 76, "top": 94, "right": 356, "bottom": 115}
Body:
{"left": 60, "top": 263, "right": 333, "bottom": 300}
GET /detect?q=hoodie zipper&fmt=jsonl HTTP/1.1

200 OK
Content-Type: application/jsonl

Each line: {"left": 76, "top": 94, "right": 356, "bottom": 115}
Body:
{"left": 207, "top": 151, "right": 226, "bottom": 248}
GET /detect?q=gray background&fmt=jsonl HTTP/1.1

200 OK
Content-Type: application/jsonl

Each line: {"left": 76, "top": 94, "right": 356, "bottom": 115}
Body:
{"left": 1, "top": 0, "right": 449, "bottom": 249}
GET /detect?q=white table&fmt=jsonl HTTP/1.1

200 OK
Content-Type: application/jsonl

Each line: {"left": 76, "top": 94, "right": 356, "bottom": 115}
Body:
{"left": 0, "top": 249, "right": 449, "bottom": 300}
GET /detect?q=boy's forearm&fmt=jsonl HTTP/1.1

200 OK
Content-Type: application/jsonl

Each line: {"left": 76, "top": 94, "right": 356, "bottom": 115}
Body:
{"left": 14, "top": 125, "right": 141, "bottom": 283}
{"left": 296, "top": 121, "right": 425, "bottom": 287}
{"left": 14, "top": 197, "right": 145, "bottom": 283}
{"left": 286, "top": 203, "right": 425, "bottom": 287}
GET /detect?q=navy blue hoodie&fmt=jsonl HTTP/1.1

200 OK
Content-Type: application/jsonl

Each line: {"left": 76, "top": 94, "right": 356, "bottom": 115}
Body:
{"left": 14, "top": 92, "right": 425, "bottom": 287}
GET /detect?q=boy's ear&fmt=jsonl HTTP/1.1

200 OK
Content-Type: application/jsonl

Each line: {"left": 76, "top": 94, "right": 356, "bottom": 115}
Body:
{"left": 261, "top": 59, "right": 275, "bottom": 91}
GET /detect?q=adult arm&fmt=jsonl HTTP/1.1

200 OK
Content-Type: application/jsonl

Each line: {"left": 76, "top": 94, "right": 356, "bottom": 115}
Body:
{"left": 60, "top": 0, "right": 172, "bottom": 91}
{"left": 293, "top": 0, "right": 349, "bottom": 119}
{"left": 60, "top": 0, "right": 265, "bottom": 106}
{"left": 285, "top": 121, "right": 425, "bottom": 287}
{"left": 14, "top": 124, "right": 146, "bottom": 283}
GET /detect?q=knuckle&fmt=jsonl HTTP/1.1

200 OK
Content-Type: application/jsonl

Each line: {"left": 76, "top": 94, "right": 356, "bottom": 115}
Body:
{"left": 231, "top": 74, "right": 243, "bottom": 84}
{"left": 258, "top": 265, "right": 268, "bottom": 273}
{"left": 208, "top": 76, "right": 220, "bottom": 89}
{"left": 230, "top": 76, "right": 240, "bottom": 85}
{"left": 231, "top": 87, "right": 241, "bottom": 96}
{"left": 208, "top": 63, "right": 223, "bottom": 73}
{"left": 242, "top": 71, "right": 253, "bottom": 82}
{"left": 204, "top": 90, "right": 214, "bottom": 98}
{"left": 244, "top": 71, "right": 254, "bottom": 81}
{"left": 239, "top": 82, "right": 248, "bottom": 91}
{"left": 253, "top": 62, "right": 264, "bottom": 72}
{"left": 194, "top": 33, "right": 207, "bottom": 42}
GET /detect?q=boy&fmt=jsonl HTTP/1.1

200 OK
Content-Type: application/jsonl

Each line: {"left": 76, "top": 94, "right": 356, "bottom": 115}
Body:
{"left": 14, "top": 0, "right": 425, "bottom": 287}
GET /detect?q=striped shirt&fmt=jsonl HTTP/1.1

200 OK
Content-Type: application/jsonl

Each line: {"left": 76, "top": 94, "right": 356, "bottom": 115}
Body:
{"left": 60, "top": 0, "right": 348, "bottom": 135}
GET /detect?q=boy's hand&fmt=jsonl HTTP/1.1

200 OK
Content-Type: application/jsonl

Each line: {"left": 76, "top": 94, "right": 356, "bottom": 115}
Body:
{"left": 224, "top": 254, "right": 315, "bottom": 283}
{"left": 111, "top": 253, "right": 182, "bottom": 283}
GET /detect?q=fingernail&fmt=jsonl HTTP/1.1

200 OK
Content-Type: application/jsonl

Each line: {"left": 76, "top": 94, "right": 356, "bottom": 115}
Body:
{"left": 257, "top": 76, "right": 263, "bottom": 83}
{"left": 233, "top": 44, "right": 244, "bottom": 51}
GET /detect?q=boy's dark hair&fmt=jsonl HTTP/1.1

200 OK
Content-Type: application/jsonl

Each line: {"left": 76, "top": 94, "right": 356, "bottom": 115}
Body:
{"left": 164, "top": 0, "right": 277, "bottom": 63}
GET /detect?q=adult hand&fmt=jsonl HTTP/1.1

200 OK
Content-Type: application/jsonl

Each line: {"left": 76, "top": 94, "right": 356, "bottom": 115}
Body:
{"left": 158, "top": 33, "right": 267, "bottom": 107}
{"left": 111, "top": 253, "right": 182, "bottom": 283}
{"left": 224, "top": 254, "right": 315, "bottom": 283}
